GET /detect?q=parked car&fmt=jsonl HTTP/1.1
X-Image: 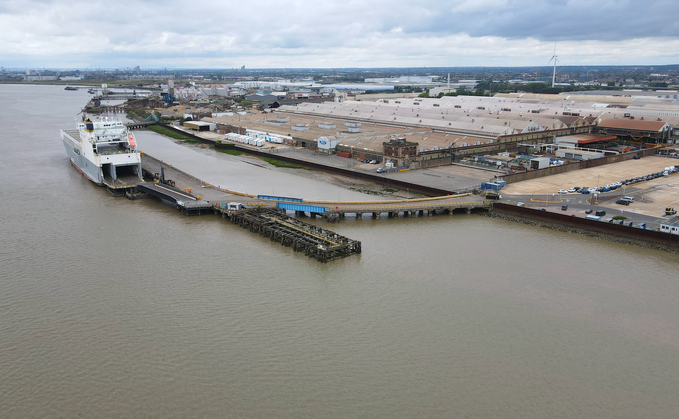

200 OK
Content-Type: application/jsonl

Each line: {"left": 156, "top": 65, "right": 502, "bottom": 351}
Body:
{"left": 558, "top": 189, "right": 567, "bottom": 194}
{"left": 595, "top": 210, "right": 606, "bottom": 217}
{"left": 616, "top": 199, "right": 631, "bottom": 205}
{"left": 561, "top": 205, "right": 568, "bottom": 211}
{"left": 568, "top": 188, "right": 576, "bottom": 193}
{"left": 585, "top": 209, "right": 593, "bottom": 214}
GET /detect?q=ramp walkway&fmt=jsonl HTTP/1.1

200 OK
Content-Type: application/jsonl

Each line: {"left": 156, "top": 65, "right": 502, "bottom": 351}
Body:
{"left": 136, "top": 182, "right": 213, "bottom": 215}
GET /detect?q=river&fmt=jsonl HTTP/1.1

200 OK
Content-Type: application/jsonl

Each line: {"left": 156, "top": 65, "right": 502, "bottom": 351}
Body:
{"left": 2, "top": 84, "right": 679, "bottom": 418}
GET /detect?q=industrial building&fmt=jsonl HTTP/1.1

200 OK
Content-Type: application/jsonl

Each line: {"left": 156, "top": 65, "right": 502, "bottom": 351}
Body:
{"left": 183, "top": 120, "right": 216, "bottom": 131}
{"left": 555, "top": 149, "right": 604, "bottom": 160}
{"left": 203, "top": 91, "right": 679, "bottom": 170}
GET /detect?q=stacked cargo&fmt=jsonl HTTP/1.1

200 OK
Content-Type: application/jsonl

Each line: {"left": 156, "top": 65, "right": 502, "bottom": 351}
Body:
{"left": 224, "top": 133, "right": 265, "bottom": 147}
{"left": 244, "top": 129, "right": 288, "bottom": 144}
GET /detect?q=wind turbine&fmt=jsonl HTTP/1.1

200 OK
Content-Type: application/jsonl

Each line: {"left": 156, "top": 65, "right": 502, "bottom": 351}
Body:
{"left": 582, "top": 65, "right": 591, "bottom": 83}
{"left": 548, "top": 44, "right": 559, "bottom": 87}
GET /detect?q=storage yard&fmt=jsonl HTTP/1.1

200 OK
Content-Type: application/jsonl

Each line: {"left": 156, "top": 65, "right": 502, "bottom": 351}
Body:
{"left": 501, "top": 156, "right": 679, "bottom": 219}
{"left": 502, "top": 157, "right": 677, "bottom": 195}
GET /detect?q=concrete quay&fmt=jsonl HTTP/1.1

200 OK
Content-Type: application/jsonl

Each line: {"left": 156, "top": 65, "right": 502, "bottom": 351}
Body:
{"left": 140, "top": 152, "right": 492, "bottom": 221}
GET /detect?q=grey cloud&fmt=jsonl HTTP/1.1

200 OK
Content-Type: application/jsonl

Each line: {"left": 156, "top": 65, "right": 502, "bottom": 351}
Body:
{"left": 1, "top": 0, "right": 678, "bottom": 67}
{"left": 396, "top": 0, "right": 679, "bottom": 41}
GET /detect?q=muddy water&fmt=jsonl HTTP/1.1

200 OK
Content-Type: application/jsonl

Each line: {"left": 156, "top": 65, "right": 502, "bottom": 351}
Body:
{"left": 2, "top": 84, "right": 679, "bottom": 418}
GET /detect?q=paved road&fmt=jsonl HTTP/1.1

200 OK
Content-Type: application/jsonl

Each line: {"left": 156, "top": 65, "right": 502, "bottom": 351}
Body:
{"left": 310, "top": 195, "right": 490, "bottom": 215}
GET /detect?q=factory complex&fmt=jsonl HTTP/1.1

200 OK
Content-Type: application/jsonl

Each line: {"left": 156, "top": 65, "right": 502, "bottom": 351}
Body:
{"left": 199, "top": 91, "right": 679, "bottom": 171}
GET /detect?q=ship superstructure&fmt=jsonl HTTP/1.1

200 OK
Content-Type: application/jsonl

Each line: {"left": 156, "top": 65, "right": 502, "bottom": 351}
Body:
{"left": 60, "top": 116, "right": 143, "bottom": 191}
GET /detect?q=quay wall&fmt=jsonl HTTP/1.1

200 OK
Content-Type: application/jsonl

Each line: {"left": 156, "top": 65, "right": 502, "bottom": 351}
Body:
{"left": 214, "top": 142, "right": 454, "bottom": 195}
{"left": 147, "top": 124, "right": 455, "bottom": 195}
{"left": 492, "top": 202, "right": 679, "bottom": 250}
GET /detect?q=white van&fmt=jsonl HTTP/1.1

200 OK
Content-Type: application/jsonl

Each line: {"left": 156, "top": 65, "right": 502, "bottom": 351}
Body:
{"left": 227, "top": 202, "right": 245, "bottom": 211}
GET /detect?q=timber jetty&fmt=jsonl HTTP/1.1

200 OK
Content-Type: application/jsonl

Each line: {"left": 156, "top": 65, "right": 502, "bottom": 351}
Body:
{"left": 220, "top": 206, "right": 361, "bottom": 263}
{"left": 126, "top": 155, "right": 492, "bottom": 262}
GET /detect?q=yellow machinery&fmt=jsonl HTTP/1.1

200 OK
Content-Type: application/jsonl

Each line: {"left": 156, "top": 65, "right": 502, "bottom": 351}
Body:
{"left": 666, "top": 206, "right": 677, "bottom": 216}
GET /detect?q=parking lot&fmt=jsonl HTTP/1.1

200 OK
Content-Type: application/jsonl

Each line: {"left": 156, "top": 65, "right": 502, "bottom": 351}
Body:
{"left": 502, "top": 156, "right": 677, "bottom": 195}
{"left": 501, "top": 156, "right": 679, "bottom": 225}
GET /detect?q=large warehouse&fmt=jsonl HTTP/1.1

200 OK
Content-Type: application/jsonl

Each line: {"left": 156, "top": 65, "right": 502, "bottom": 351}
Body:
{"left": 205, "top": 92, "right": 679, "bottom": 169}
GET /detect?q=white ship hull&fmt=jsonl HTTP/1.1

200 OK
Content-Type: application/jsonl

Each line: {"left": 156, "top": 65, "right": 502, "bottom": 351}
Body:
{"left": 60, "top": 118, "right": 143, "bottom": 189}
{"left": 61, "top": 130, "right": 105, "bottom": 185}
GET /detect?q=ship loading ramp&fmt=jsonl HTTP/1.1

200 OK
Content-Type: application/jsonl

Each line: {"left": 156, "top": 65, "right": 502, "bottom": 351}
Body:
{"left": 102, "top": 169, "right": 145, "bottom": 196}
{"left": 135, "top": 182, "right": 213, "bottom": 215}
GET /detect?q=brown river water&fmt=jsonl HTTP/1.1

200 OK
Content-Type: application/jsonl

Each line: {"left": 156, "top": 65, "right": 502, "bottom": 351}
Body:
{"left": 2, "top": 84, "right": 679, "bottom": 418}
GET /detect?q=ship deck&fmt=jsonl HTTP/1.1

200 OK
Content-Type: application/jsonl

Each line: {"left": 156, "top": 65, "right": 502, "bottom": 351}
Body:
{"left": 62, "top": 129, "right": 82, "bottom": 145}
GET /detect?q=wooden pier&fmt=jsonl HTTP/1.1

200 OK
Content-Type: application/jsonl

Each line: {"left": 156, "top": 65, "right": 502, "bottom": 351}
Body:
{"left": 221, "top": 207, "right": 361, "bottom": 262}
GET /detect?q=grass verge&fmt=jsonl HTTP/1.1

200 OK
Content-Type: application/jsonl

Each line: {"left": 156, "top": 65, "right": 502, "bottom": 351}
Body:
{"left": 148, "top": 125, "right": 192, "bottom": 140}
{"left": 260, "top": 157, "right": 307, "bottom": 169}
{"left": 217, "top": 149, "right": 244, "bottom": 156}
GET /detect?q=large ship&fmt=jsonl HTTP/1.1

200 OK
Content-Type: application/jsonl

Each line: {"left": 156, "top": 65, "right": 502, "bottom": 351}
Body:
{"left": 60, "top": 116, "right": 143, "bottom": 192}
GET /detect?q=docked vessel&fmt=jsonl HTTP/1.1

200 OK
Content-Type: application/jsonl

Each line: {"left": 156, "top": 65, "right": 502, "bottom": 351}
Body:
{"left": 64, "top": 85, "right": 78, "bottom": 91}
{"left": 60, "top": 116, "right": 143, "bottom": 192}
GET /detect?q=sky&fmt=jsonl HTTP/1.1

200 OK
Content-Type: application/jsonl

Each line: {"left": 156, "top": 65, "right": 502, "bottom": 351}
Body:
{"left": 2, "top": 0, "right": 679, "bottom": 69}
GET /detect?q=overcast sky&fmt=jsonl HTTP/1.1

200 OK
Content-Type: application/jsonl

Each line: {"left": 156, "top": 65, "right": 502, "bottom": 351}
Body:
{"left": 2, "top": 0, "right": 678, "bottom": 69}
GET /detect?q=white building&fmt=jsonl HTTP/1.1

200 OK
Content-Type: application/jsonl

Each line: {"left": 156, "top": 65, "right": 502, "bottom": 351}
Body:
{"left": 555, "top": 149, "right": 604, "bottom": 160}
{"left": 316, "top": 136, "right": 342, "bottom": 153}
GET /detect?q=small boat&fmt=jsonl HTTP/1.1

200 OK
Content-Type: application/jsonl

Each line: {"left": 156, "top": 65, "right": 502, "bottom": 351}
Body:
{"left": 64, "top": 85, "right": 78, "bottom": 91}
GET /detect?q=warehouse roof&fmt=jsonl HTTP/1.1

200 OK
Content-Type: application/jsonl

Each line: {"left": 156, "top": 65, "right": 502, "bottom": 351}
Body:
{"left": 597, "top": 119, "right": 669, "bottom": 131}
